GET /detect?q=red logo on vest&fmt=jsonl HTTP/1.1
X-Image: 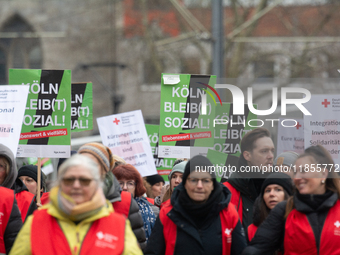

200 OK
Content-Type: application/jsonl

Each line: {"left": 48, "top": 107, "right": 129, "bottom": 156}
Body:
{"left": 95, "top": 231, "right": 119, "bottom": 249}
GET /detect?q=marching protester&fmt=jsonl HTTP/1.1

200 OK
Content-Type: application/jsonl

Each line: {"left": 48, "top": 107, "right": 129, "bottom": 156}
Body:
{"left": 223, "top": 128, "right": 275, "bottom": 231}
{"left": 274, "top": 151, "right": 299, "bottom": 178}
{"left": 112, "top": 164, "right": 157, "bottom": 242}
{"left": 10, "top": 154, "right": 142, "bottom": 255}
{"left": 247, "top": 172, "right": 293, "bottom": 242}
{"left": 243, "top": 145, "right": 340, "bottom": 254}
{"left": 144, "top": 174, "right": 165, "bottom": 203}
{"left": 145, "top": 155, "right": 246, "bottom": 254}
{"left": 78, "top": 142, "right": 147, "bottom": 250}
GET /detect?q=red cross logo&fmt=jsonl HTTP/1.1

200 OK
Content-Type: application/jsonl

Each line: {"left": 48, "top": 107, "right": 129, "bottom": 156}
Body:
{"left": 113, "top": 118, "right": 120, "bottom": 125}
{"left": 322, "top": 99, "right": 330, "bottom": 108}
{"left": 295, "top": 122, "right": 301, "bottom": 130}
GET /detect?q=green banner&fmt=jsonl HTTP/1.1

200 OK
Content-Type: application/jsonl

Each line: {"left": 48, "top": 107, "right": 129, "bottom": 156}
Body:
{"left": 9, "top": 69, "right": 71, "bottom": 158}
{"left": 145, "top": 124, "right": 176, "bottom": 182}
{"left": 158, "top": 73, "right": 216, "bottom": 159}
{"left": 71, "top": 82, "right": 93, "bottom": 132}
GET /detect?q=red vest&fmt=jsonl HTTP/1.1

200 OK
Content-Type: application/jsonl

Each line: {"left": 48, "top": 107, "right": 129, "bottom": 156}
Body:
{"left": 0, "top": 187, "right": 15, "bottom": 253}
{"left": 15, "top": 191, "right": 35, "bottom": 222}
{"left": 223, "top": 182, "right": 243, "bottom": 223}
{"left": 159, "top": 202, "right": 239, "bottom": 255}
{"left": 40, "top": 192, "right": 50, "bottom": 205}
{"left": 31, "top": 209, "right": 126, "bottom": 255}
{"left": 112, "top": 191, "right": 132, "bottom": 218}
{"left": 146, "top": 197, "right": 155, "bottom": 205}
{"left": 284, "top": 199, "right": 340, "bottom": 255}
{"left": 247, "top": 223, "right": 258, "bottom": 242}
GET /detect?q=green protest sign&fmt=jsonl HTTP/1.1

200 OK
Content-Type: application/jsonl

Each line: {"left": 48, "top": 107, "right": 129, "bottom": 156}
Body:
{"left": 71, "top": 82, "right": 93, "bottom": 132}
{"left": 9, "top": 69, "right": 71, "bottom": 158}
{"left": 145, "top": 124, "right": 176, "bottom": 182}
{"left": 158, "top": 74, "right": 216, "bottom": 159}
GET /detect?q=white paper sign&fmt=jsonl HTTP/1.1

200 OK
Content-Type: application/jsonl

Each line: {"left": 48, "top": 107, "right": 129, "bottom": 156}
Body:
{"left": 97, "top": 110, "right": 157, "bottom": 177}
{"left": 0, "top": 85, "right": 29, "bottom": 156}
{"left": 304, "top": 95, "right": 340, "bottom": 165}
{"left": 277, "top": 118, "right": 304, "bottom": 155}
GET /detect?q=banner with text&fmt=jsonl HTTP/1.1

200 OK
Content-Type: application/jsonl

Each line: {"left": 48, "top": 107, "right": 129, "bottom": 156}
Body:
{"left": 0, "top": 85, "right": 29, "bottom": 156}
{"left": 304, "top": 95, "right": 340, "bottom": 165}
{"left": 97, "top": 110, "right": 157, "bottom": 177}
{"left": 277, "top": 118, "right": 304, "bottom": 155}
{"left": 71, "top": 82, "right": 93, "bottom": 132}
{"left": 9, "top": 69, "right": 71, "bottom": 158}
{"left": 145, "top": 124, "right": 176, "bottom": 182}
{"left": 158, "top": 74, "right": 216, "bottom": 158}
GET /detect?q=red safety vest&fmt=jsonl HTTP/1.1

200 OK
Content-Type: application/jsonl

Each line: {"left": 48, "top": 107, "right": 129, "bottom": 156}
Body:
{"left": 31, "top": 209, "right": 126, "bottom": 255}
{"left": 284, "top": 199, "right": 340, "bottom": 255}
{"left": 223, "top": 182, "right": 243, "bottom": 223}
{"left": 112, "top": 191, "right": 132, "bottom": 218}
{"left": 146, "top": 197, "right": 155, "bottom": 205}
{"left": 247, "top": 223, "right": 258, "bottom": 242}
{"left": 40, "top": 192, "right": 50, "bottom": 205}
{"left": 15, "top": 191, "right": 35, "bottom": 222}
{"left": 159, "top": 202, "right": 239, "bottom": 255}
{"left": 0, "top": 187, "right": 15, "bottom": 253}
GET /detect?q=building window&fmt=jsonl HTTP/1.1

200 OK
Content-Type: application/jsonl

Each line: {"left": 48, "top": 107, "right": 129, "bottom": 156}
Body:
{"left": 290, "top": 57, "right": 313, "bottom": 78}
{"left": 0, "top": 14, "right": 42, "bottom": 83}
{"left": 254, "top": 60, "right": 275, "bottom": 79}
{"left": 143, "top": 58, "right": 164, "bottom": 85}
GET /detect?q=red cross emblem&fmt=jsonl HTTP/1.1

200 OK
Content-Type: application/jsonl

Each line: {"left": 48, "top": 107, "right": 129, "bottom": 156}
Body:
{"left": 113, "top": 118, "right": 120, "bottom": 125}
{"left": 321, "top": 99, "right": 330, "bottom": 108}
{"left": 295, "top": 122, "right": 301, "bottom": 130}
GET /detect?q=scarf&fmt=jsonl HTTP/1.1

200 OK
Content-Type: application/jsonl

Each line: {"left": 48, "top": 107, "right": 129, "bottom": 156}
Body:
{"left": 296, "top": 189, "right": 334, "bottom": 211}
{"left": 135, "top": 197, "right": 156, "bottom": 241}
{"left": 50, "top": 186, "right": 106, "bottom": 222}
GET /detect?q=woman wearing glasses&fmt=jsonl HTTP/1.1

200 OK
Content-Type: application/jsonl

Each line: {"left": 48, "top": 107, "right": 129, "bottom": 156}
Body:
{"left": 145, "top": 155, "right": 247, "bottom": 255}
{"left": 243, "top": 145, "right": 340, "bottom": 255}
{"left": 112, "top": 164, "right": 157, "bottom": 242}
{"left": 10, "top": 154, "right": 142, "bottom": 255}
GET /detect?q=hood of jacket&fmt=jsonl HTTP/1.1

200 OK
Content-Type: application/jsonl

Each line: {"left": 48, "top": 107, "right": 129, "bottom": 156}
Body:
{"left": 0, "top": 144, "right": 17, "bottom": 188}
{"left": 104, "top": 171, "right": 122, "bottom": 203}
{"left": 12, "top": 178, "right": 29, "bottom": 193}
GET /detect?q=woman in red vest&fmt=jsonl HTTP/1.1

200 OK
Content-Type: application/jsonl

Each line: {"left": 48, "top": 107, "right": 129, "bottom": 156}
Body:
{"left": 247, "top": 172, "right": 293, "bottom": 242}
{"left": 145, "top": 155, "right": 247, "bottom": 255}
{"left": 243, "top": 145, "right": 340, "bottom": 255}
{"left": 10, "top": 154, "right": 142, "bottom": 255}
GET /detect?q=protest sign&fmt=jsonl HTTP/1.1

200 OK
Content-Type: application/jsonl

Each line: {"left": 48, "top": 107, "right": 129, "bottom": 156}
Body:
{"left": 158, "top": 74, "right": 216, "bottom": 158}
{"left": 0, "top": 85, "right": 29, "bottom": 156}
{"left": 71, "top": 82, "right": 93, "bottom": 132}
{"left": 304, "top": 95, "right": 340, "bottom": 165}
{"left": 145, "top": 124, "right": 176, "bottom": 182}
{"left": 97, "top": 110, "right": 157, "bottom": 177}
{"left": 9, "top": 69, "right": 71, "bottom": 158}
{"left": 277, "top": 118, "right": 304, "bottom": 155}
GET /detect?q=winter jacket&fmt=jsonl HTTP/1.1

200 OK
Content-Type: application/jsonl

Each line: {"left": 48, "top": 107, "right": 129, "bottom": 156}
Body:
{"left": 105, "top": 173, "right": 147, "bottom": 250}
{"left": 0, "top": 144, "right": 17, "bottom": 189}
{"left": 242, "top": 191, "right": 339, "bottom": 255}
{"left": 9, "top": 192, "right": 142, "bottom": 255}
{"left": 224, "top": 157, "right": 267, "bottom": 230}
{"left": 144, "top": 183, "right": 247, "bottom": 255}
{"left": 0, "top": 187, "right": 23, "bottom": 254}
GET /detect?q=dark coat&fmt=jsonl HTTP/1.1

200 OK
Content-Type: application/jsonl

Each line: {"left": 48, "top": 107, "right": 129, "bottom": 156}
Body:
{"left": 145, "top": 183, "right": 247, "bottom": 255}
{"left": 242, "top": 191, "right": 339, "bottom": 255}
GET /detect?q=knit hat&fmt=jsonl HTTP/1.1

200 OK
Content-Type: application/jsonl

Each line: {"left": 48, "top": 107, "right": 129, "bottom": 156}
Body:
{"left": 112, "top": 154, "right": 126, "bottom": 164}
{"left": 183, "top": 155, "right": 216, "bottom": 185}
{"left": 274, "top": 151, "right": 299, "bottom": 167}
{"left": 168, "top": 161, "right": 187, "bottom": 180}
{"left": 260, "top": 172, "right": 293, "bottom": 196}
{"left": 18, "top": 165, "right": 45, "bottom": 189}
{"left": 146, "top": 174, "right": 165, "bottom": 186}
{"left": 78, "top": 143, "right": 114, "bottom": 173}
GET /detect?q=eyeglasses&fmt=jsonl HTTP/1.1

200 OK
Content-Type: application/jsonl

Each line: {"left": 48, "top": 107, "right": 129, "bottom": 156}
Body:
{"left": 62, "top": 177, "right": 95, "bottom": 187}
{"left": 119, "top": 181, "right": 136, "bottom": 189}
{"left": 187, "top": 178, "right": 213, "bottom": 186}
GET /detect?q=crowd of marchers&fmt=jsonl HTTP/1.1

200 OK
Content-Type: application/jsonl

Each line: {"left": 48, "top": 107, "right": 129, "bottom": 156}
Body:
{"left": 0, "top": 127, "right": 339, "bottom": 255}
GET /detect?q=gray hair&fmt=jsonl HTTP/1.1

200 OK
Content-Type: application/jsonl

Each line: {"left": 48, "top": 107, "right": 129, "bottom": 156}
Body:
{"left": 57, "top": 154, "right": 102, "bottom": 187}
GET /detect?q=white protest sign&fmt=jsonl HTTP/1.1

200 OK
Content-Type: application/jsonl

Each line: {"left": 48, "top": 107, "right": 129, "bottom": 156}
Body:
{"left": 277, "top": 118, "right": 304, "bottom": 155}
{"left": 0, "top": 85, "right": 29, "bottom": 156}
{"left": 97, "top": 110, "right": 157, "bottom": 177}
{"left": 304, "top": 95, "right": 340, "bottom": 165}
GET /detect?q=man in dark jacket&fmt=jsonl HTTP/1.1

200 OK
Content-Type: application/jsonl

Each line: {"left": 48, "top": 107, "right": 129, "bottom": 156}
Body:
{"left": 223, "top": 128, "right": 274, "bottom": 231}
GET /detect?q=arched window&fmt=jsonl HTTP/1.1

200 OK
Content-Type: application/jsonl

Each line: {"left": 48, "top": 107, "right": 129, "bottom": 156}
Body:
{"left": 0, "top": 14, "right": 42, "bottom": 83}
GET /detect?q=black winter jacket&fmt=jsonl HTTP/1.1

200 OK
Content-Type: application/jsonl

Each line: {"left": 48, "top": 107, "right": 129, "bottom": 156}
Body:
{"left": 145, "top": 183, "right": 247, "bottom": 255}
{"left": 242, "top": 191, "right": 338, "bottom": 255}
